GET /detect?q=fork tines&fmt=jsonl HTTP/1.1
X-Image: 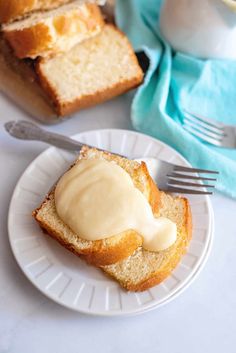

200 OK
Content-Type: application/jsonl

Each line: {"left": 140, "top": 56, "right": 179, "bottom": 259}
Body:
{"left": 183, "top": 110, "right": 225, "bottom": 147}
{"left": 166, "top": 164, "right": 218, "bottom": 195}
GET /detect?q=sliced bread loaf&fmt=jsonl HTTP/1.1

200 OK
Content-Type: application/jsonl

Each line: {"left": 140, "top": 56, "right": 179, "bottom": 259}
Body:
{"left": 36, "top": 24, "right": 144, "bottom": 115}
{"left": 0, "top": 0, "right": 106, "bottom": 24}
{"left": 102, "top": 192, "right": 192, "bottom": 291}
{"left": 3, "top": 2, "right": 104, "bottom": 59}
{"left": 33, "top": 147, "right": 161, "bottom": 266}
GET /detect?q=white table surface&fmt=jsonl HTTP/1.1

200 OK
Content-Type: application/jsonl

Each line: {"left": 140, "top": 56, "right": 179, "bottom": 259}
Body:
{"left": 1, "top": 92, "right": 236, "bottom": 353}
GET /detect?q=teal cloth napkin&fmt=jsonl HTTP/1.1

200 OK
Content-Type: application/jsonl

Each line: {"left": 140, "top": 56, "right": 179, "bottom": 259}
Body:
{"left": 116, "top": 0, "right": 236, "bottom": 199}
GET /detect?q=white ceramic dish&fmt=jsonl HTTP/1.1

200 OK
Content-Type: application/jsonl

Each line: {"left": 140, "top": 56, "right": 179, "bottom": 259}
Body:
{"left": 8, "top": 129, "right": 213, "bottom": 316}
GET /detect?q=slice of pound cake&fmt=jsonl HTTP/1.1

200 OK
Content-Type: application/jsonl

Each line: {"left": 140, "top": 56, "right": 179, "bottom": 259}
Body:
{"left": 33, "top": 147, "right": 160, "bottom": 267}
{"left": 0, "top": 0, "right": 106, "bottom": 24}
{"left": 36, "top": 24, "right": 144, "bottom": 115}
{"left": 3, "top": 1, "right": 104, "bottom": 59}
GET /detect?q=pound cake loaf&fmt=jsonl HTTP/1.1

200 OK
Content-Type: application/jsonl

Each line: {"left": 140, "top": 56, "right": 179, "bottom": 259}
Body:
{"left": 102, "top": 192, "right": 192, "bottom": 291}
{"left": 3, "top": 2, "right": 104, "bottom": 59}
{"left": 36, "top": 24, "right": 144, "bottom": 115}
{"left": 0, "top": 24, "right": 143, "bottom": 119}
{"left": 33, "top": 146, "right": 161, "bottom": 266}
{"left": 0, "top": 0, "right": 106, "bottom": 24}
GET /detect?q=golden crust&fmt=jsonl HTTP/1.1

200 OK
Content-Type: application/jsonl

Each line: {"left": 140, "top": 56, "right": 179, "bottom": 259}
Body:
{"left": 38, "top": 71, "right": 143, "bottom": 116}
{"left": 33, "top": 190, "right": 143, "bottom": 266}
{"left": 79, "top": 238, "right": 140, "bottom": 266}
{"left": 140, "top": 161, "right": 160, "bottom": 215}
{"left": 35, "top": 212, "right": 143, "bottom": 266}
{"left": 32, "top": 147, "right": 161, "bottom": 266}
{"left": 4, "top": 23, "right": 52, "bottom": 59}
{"left": 3, "top": 4, "right": 104, "bottom": 59}
{"left": 36, "top": 24, "right": 144, "bottom": 116}
{"left": 0, "top": 0, "right": 73, "bottom": 24}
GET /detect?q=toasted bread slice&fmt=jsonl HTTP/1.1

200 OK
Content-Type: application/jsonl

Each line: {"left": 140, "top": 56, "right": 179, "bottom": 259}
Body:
{"left": 3, "top": 2, "right": 104, "bottom": 59}
{"left": 33, "top": 147, "right": 161, "bottom": 266}
{"left": 36, "top": 24, "right": 144, "bottom": 116}
{"left": 102, "top": 192, "right": 192, "bottom": 291}
{"left": 0, "top": 0, "right": 106, "bottom": 24}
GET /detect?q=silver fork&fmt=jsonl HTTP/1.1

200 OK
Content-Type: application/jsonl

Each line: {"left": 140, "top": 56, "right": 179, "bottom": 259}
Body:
{"left": 4, "top": 120, "right": 219, "bottom": 195}
{"left": 183, "top": 109, "right": 236, "bottom": 148}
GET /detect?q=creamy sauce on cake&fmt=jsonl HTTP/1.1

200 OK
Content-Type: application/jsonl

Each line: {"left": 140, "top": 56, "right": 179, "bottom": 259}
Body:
{"left": 54, "top": 159, "right": 177, "bottom": 251}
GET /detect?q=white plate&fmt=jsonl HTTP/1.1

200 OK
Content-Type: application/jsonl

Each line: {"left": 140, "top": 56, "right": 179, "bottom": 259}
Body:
{"left": 8, "top": 129, "right": 213, "bottom": 316}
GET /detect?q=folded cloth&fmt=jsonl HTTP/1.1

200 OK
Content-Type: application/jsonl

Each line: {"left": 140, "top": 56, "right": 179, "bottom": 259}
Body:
{"left": 116, "top": 0, "right": 236, "bottom": 199}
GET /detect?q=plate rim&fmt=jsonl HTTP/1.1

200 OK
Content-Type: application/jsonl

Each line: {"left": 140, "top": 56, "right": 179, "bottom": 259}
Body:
{"left": 8, "top": 128, "right": 214, "bottom": 316}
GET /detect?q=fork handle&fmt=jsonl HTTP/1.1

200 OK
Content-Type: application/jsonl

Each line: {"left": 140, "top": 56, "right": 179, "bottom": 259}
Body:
{"left": 38, "top": 130, "right": 86, "bottom": 152}
{"left": 5, "top": 120, "right": 90, "bottom": 152}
